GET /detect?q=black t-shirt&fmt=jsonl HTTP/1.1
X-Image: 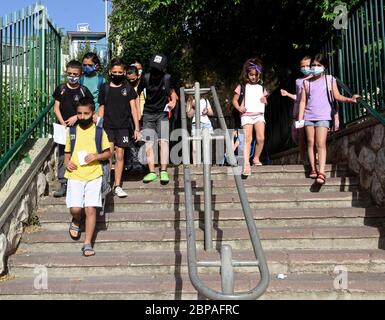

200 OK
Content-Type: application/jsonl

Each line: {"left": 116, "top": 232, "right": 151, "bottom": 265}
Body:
{"left": 98, "top": 83, "right": 138, "bottom": 129}
{"left": 137, "top": 74, "right": 175, "bottom": 115}
{"left": 53, "top": 84, "right": 93, "bottom": 121}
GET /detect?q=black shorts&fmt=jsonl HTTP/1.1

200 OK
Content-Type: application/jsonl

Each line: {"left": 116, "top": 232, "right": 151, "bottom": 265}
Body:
{"left": 105, "top": 128, "right": 131, "bottom": 148}
{"left": 141, "top": 113, "right": 170, "bottom": 143}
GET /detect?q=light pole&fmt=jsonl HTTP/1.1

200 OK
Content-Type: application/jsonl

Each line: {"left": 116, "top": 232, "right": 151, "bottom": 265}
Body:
{"left": 104, "top": 0, "right": 110, "bottom": 37}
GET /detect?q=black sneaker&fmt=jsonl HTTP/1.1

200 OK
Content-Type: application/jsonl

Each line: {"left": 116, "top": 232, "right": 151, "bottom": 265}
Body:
{"left": 53, "top": 183, "right": 67, "bottom": 198}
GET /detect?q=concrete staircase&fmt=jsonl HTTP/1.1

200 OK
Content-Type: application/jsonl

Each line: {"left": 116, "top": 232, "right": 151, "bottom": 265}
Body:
{"left": 1, "top": 164, "right": 385, "bottom": 299}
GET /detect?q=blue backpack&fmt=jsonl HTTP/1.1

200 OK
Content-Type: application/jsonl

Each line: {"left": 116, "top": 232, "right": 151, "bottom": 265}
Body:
{"left": 69, "top": 125, "right": 111, "bottom": 197}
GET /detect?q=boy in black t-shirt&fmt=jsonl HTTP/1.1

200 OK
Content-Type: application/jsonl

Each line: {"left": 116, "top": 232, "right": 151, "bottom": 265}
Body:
{"left": 98, "top": 58, "right": 140, "bottom": 198}
{"left": 53, "top": 60, "right": 93, "bottom": 197}
{"left": 137, "top": 54, "right": 178, "bottom": 183}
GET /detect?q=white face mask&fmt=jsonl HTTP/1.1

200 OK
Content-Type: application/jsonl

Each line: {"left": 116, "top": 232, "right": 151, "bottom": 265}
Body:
{"left": 311, "top": 66, "right": 325, "bottom": 75}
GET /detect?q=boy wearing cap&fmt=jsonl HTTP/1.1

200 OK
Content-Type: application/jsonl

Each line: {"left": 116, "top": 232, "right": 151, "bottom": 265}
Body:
{"left": 137, "top": 54, "right": 178, "bottom": 183}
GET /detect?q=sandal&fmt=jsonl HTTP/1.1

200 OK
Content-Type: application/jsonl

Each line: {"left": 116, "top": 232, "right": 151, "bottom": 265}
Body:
{"left": 316, "top": 172, "right": 326, "bottom": 185}
{"left": 81, "top": 244, "right": 95, "bottom": 257}
{"left": 242, "top": 164, "right": 251, "bottom": 176}
{"left": 69, "top": 218, "right": 81, "bottom": 241}
{"left": 253, "top": 160, "right": 263, "bottom": 166}
{"left": 309, "top": 170, "right": 318, "bottom": 179}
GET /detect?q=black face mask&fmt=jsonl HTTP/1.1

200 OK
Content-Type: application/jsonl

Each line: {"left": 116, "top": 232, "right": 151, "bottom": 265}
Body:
{"left": 78, "top": 117, "right": 93, "bottom": 128}
{"left": 110, "top": 74, "right": 125, "bottom": 85}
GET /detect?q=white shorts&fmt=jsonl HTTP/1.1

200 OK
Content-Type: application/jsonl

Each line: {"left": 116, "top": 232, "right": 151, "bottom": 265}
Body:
{"left": 241, "top": 114, "right": 266, "bottom": 127}
{"left": 66, "top": 177, "right": 102, "bottom": 208}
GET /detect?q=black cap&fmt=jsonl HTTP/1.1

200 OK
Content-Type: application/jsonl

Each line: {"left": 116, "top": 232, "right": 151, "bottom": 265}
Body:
{"left": 149, "top": 54, "right": 167, "bottom": 72}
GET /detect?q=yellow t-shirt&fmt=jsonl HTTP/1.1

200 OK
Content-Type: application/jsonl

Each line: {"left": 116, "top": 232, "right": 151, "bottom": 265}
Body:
{"left": 64, "top": 124, "right": 110, "bottom": 181}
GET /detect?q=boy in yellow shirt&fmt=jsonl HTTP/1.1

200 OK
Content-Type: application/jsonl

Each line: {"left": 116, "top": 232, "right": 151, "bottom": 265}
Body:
{"left": 64, "top": 97, "right": 111, "bottom": 257}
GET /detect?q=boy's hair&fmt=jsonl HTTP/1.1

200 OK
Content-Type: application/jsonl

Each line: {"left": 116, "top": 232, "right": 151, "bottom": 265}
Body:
{"left": 109, "top": 58, "right": 126, "bottom": 70}
{"left": 130, "top": 58, "right": 143, "bottom": 66}
{"left": 301, "top": 55, "right": 313, "bottom": 63}
{"left": 83, "top": 52, "right": 101, "bottom": 66}
{"left": 312, "top": 53, "right": 329, "bottom": 69}
{"left": 127, "top": 65, "right": 139, "bottom": 76}
{"left": 76, "top": 97, "right": 95, "bottom": 112}
{"left": 66, "top": 60, "right": 82, "bottom": 72}
{"left": 239, "top": 57, "right": 263, "bottom": 85}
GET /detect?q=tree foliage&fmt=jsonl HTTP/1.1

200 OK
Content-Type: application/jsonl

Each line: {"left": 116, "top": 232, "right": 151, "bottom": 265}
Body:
{"left": 109, "top": 0, "right": 361, "bottom": 93}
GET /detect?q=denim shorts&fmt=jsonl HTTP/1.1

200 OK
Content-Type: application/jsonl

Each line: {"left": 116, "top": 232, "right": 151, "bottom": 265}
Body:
{"left": 304, "top": 120, "right": 331, "bottom": 129}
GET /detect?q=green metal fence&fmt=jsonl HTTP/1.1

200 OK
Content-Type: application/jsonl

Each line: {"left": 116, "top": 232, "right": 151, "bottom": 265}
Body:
{"left": 322, "top": 0, "right": 385, "bottom": 126}
{"left": 0, "top": 3, "right": 61, "bottom": 178}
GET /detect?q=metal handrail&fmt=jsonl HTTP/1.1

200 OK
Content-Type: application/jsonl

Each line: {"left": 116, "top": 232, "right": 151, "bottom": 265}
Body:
{"left": 180, "top": 83, "right": 270, "bottom": 300}
{"left": 0, "top": 99, "right": 55, "bottom": 176}
{"left": 335, "top": 77, "right": 385, "bottom": 126}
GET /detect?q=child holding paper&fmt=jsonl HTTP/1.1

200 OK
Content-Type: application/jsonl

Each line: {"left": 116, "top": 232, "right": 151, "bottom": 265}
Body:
{"left": 53, "top": 60, "right": 93, "bottom": 197}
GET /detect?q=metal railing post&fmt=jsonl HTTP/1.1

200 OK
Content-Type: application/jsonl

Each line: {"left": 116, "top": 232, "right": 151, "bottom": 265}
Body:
{"left": 194, "top": 82, "right": 201, "bottom": 165}
{"left": 221, "top": 245, "right": 234, "bottom": 295}
{"left": 202, "top": 127, "right": 213, "bottom": 251}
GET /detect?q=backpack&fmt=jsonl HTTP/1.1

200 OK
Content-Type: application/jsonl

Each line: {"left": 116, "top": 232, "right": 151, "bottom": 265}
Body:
{"left": 69, "top": 125, "right": 111, "bottom": 197}
{"left": 303, "top": 75, "right": 340, "bottom": 131}
{"left": 60, "top": 84, "right": 87, "bottom": 98}
{"left": 144, "top": 73, "right": 177, "bottom": 119}
{"left": 103, "top": 81, "right": 133, "bottom": 100}
{"left": 79, "top": 74, "right": 105, "bottom": 90}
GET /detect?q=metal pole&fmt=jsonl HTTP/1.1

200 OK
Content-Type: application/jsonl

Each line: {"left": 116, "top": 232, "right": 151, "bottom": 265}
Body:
{"left": 221, "top": 245, "right": 234, "bottom": 294}
{"left": 104, "top": 0, "right": 108, "bottom": 37}
{"left": 194, "top": 82, "right": 201, "bottom": 165}
{"left": 202, "top": 127, "right": 213, "bottom": 251}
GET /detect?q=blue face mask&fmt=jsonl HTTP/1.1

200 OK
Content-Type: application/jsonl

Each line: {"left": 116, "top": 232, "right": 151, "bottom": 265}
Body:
{"left": 301, "top": 67, "right": 312, "bottom": 76}
{"left": 311, "top": 66, "right": 325, "bottom": 76}
{"left": 83, "top": 65, "right": 96, "bottom": 75}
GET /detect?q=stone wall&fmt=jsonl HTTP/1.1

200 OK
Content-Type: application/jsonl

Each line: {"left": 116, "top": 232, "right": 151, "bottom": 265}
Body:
{"left": 271, "top": 118, "right": 385, "bottom": 207}
{"left": 0, "top": 139, "right": 56, "bottom": 275}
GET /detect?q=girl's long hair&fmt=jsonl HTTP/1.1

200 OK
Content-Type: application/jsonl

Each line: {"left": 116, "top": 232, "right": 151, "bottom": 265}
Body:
{"left": 239, "top": 57, "right": 263, "bottom": 85}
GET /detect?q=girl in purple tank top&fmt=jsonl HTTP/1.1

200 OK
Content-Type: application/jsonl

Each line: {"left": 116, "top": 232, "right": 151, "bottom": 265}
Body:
{"left": 298, "top": 53, "right": 360, "bottom": 185}
{"left": 281, "top": 55, "right": 313, "bottom": 163}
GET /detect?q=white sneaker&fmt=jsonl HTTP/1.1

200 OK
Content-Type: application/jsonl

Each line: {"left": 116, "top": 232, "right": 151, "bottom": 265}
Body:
{"left": 114, "top": 186, "right": 127, "bottom": 198}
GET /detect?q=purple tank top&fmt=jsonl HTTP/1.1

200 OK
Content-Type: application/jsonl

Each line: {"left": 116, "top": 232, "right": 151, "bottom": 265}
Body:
{"left": 304, "top": 75, "right": 334, "bottom": 121}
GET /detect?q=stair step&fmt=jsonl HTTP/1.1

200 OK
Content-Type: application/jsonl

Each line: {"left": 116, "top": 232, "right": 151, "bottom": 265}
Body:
{"left": 117, "top": 177, "right": 359, "bottom": 191}
{"left": 1, "top": 272, "right": 385, "bottom": 300}
{"left": 18, "top": 225, "right": 385, "bottom": 252}
{"left": 39, "top": 192, "right": 371, "bottom": 211}
{"left": 8, "top": 249, "right": 385, "bottom": 278}
{"left": 36, "top": 207, "right": 385, "bottom": 230}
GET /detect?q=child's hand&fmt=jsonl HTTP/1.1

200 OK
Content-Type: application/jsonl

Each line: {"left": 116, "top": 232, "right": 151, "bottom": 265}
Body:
{"left": 133, "top": 130, "right": 141, "bottom": 142}
{"left": 280, "top": 89, "right": 289, "bottom": 97}
{"left": 352, "top": 94, "right": 361, "bottom": 103}
{"left": 260, "top": 97, "right": 268, "bottom": 104}
{"left": 239, "top": 106, "right": 247, "bottom": 113}
{"left": 65, "top": 161, "right": 78, "bottom": 172}
{"left": 85, "top": 153, "right": 98, "bottom": 164}
{"left": 168, "top": 101, "right": 176, "bottom": 110}
{"left": 65, "top": 115, "right": 78, "bottom": 127}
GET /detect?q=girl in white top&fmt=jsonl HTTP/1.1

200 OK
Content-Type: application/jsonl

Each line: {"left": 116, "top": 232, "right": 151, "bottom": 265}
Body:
{"left": 187, "top": 96, "right": 214, "bottom": 164}
{"left": 187, "top": 97, "right": 214, "bottom": 133}
{"left": 232, "top": 58, "right": 269, "bottom": 176}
